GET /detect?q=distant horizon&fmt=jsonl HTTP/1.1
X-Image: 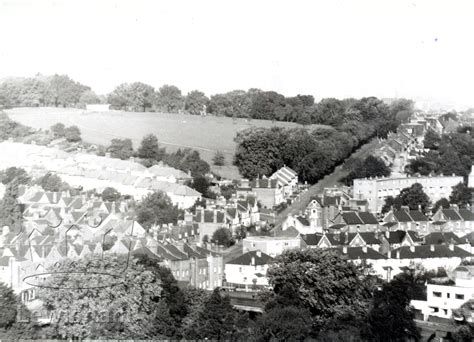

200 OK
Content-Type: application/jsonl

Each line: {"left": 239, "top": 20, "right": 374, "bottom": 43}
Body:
{"left": 1, "top": 1, "right": 473, "bottom": 111}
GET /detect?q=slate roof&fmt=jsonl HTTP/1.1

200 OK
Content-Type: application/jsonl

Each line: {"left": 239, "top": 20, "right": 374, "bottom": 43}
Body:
{"left": 358, "top": 212, "right": 379, "bottom": 224}
{"left": 274, "top": 226, "right": 300, "bottom": 238}
{"left": 441, "top": 209, "right": 463, "bottom": 221}
{"left": 336, "top": 246, "right": 387, "bottom": 260}
{"left": 408, "top": 210, "right": 429, "bottom": 222}
{"left": 458, "top": 209, "right": 474, "bottom": 221}
{"left": 342, "top": 212, "right": 364, "bottom": 225}
{"left": 250, "top": 178, "right": 278, "bottom": 189}
{"left": 393, "top": 210, "right": 413, "bottom": 222}
{"left": 423, "top": 232, "right": 467, "bottom": 245}
{"left": 227, "top": 250, "right": 274, "bottom": 266}
{"left": 300, "top": 234, "right": 324, "bottom": 246}
{"left": 391, "top": 245, "right": 472, "bottom": 259}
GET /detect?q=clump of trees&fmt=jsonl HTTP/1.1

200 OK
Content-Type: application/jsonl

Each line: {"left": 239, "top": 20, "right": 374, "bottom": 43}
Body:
{"left": 210, "top": 227, "right": 234, "bottom": 247}
{"left": 406, "top": 129, "right": 474, "bottom": 178}
{"left": 381, "top": 182, "right": 431, "bottom": 214}
{"left": 135, "top": 191, "right": 183, "bottom": 229}
{"left": 36, "top": 172, "right": 72, "bottom": 192}
{"left": 50, "top": 123, "right": 82, "bottom": 142}
{"left": 342, "top": 155, "right": 391, "bottom": 185}
{"left": 234, "top": 97, "right": 408, "bottom": 182}
{"left": 0, "top": 74, "right": 93, "bottom": 108}
{"left": 0, "top": 112, "right": 32, "bottom": 141}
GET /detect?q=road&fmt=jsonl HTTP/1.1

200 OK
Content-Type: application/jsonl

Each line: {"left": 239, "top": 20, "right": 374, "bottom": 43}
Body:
{"left": 274, "top": 138, "right": 381, "bottom": 226}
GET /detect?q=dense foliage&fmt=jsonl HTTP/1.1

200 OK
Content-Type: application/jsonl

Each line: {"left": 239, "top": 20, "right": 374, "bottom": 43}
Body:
{"left": 342, "top": 155, "right": 391, "bottom": 185}
{"left": 0, "top": 74, "right": 93, "bottom": 108}
{"left": 381, "top": 183, "right": 431, "bottom": 214}
{"left": 0, "top": 112, "right": 32, "bottom": 141}
{"left": 234, "top": 97, "right": 407, "bottom": 182}
{"left": 36, "top": 172, "right": 72, "bottom": 192}
{"left": 406, "top": 129, "right": 474, "bottom": 178}
{"left": 135, "top": 191, "right": 183, "bottom": 229}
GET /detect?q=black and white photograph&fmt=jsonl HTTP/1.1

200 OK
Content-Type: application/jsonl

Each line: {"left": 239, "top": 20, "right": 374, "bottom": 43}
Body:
{"left": 0, "top": 0, "right": 473, "bottom": 341}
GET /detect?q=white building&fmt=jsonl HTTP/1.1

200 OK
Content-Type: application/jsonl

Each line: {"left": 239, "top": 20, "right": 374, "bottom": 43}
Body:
{"left": 224, "top": 250, "right": 273, "bottom": 290}
{"left": 353, "top": 174, "right": 464, "bottom": 213}
{"left": 412, "top": 265, "right": 474, "bottom": 320}
{"left": 242, "top": 236, "right": 301, "bottom": 257}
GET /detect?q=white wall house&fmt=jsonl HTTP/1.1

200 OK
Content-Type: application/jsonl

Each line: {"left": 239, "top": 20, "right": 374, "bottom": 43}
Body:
{"left": 412, "top": 265, "right": 474, "bottom": 320}
{"left": 224, "top": 250, "right": 273, "bottom": 290}
{"left": 242, "top": 236, "right": 301, "bottom": 257}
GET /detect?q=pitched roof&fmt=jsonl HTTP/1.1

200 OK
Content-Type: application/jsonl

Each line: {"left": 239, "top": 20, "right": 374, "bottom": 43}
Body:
{"left": 227, "top": 250, "right": 274, "bottom": 266}
{"left": 408, "top": 210, "right": 429, "bottom": 222}
{"left": 393, "top": 210, "right": 413, "bottom": 222}
{"left": 342, "top": 212, "right": 364, "bottom": 225}
{"left": 458, "top": 209, "right": 474, "bottom": 221}
{"left": 423, "top": 232, "right": 467, "bottom": 245}
{"left": 391, "top": 245, "right": 472, "bottom": 259}
{"left": 270, "top": 166, "right": 297, "bottom": 185}
{"left": 358, "top": 212, "right": 379, "bottom": 225}
{"left": 296, "top": 216, "right": 310, "bottom": 226}
{"left": 336, "top": 246, "right": 387, "bottom": 260}
{"left": 274, "top": 226, "right": 300, "bottom": 238}
{"left": 301, "top": 234, "right": 324, "bottom": 246}
{"left": 442, "top": 209, "right": 463, "bottom": 221}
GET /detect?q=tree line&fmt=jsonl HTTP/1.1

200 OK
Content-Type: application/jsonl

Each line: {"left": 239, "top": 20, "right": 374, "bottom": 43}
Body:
{"left": 1, "top": 74, "right": 416, "bottom": 128}
{"left": 234, "top": 97, "right": 411, "bottom": 183}
{"left": 0, "top": 74, "right": 98, "bottom": 108}
{"left": 406, "top": 127, "right": 474, "bottom": 179}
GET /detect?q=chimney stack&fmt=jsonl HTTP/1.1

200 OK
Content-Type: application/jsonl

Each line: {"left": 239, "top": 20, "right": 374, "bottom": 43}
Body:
{"left": 256, "top": 250, "right": 261, "bottom": 258}
{"left": 396, "top": 250, "right": 400, "bottom": 259}
{"left": 430, "top": 245, "right": 435, "bottom": 252}
{"left": 342, "top": 246, "right": 347, "bottom": 254}
{"left": 362, "top": 246, "right": 367, "bottom": 253}
{"left": 251, "top": 256, "right": 255, "bottom": 266}
{"left": 449, "top": 244, "right": 454, "bottom": 251}
{"left": 410, "top": 245, "right": 415, "bottom": 253}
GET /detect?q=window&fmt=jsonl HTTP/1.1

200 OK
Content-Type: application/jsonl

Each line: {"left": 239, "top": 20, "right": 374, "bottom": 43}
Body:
{"left": 433, "top": 292, "right": 442, "bottom": 298}
{"left": 443, "top": 309, "right": 448, "bottom": 315}
{"left": 252, "top": 243, "right": 256, "bottom": 247}
{"left": 447, "top": 293, "right": 450, "bottom": 298}
{"left": 239, "top": 267, "right": 242, "bottom": 273}
{"left": 432, "top": 307, "right": 439, "bottom": 313}
{"left": 456, "top": 294, "right": 465, "bottom": 300}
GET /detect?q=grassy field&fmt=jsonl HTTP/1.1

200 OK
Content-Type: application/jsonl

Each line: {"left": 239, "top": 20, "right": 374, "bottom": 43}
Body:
{"left": 7, "top": 107, "right": 324, "bottom": 179}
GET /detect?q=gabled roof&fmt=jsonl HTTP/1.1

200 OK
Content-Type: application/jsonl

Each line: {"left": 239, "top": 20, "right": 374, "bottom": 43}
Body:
{"left": 300, "top": 234, "right": 324, "bottom": 246}
{"left": 408, "top": 210, "right": 429, "bottom": 222}
{"left": 250, "top": 178, "right": 278, "bottom": 189}
{"left": 393, "top": 210, "right": 413, "bottom": 222}
{"left": 423, "top": 232, "right": 467, "bottom": 245}
{"left": 336, "top": 246, "right": 387, "bottom": 260}
{"left": 342, "top": 212, "right": 364, "bottom": 225}
{"left": 357, "top": 212, "right": 379, "bottom": 225}
{"left": 441, "top": 209, "right": 463, "bottom": 221}
{"left": 391, "top": 245, "right": 472, "bottom": 259}
{"left": 458, "top": 209, "right": 474, "bottom": 221}
{"left": 357, "top": 232, "right": 382, "bottom": 245}
{"left": 270, "top": 166, "right": 298, "bottom": 185}
{"left": 227, "top": 250, "right": 274, "bottom": 266}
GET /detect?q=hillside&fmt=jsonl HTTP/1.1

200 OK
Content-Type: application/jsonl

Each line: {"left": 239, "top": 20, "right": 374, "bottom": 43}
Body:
{"left": 6, "top": 107, "right": 326, "bottom": 179}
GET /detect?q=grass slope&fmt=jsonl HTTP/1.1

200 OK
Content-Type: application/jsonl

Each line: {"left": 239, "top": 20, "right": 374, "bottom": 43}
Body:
{"left": 7, "top": 107, "right": 327, "bottom": 179}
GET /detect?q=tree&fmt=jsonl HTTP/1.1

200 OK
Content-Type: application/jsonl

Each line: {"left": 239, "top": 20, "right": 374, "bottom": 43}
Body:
{"left": 343, "top": 155, "right": 391, "bottom": 185}
{"left": 364, "top": 271, "right": 421, "bottom": 341}
{"left": 185, "top": 90, "right": 209, "bottom": 115}
{"left": 185, "top": 288, "right": 236, "bottom": 340}
{"left": 107, "top": 138, "right": 134, "bottom": 160}
{"left": 108, "top": 82, "right": 156, "bottom": 112}
{"left": 38, "top": 255, "right": 164, "bottom": 339}
{"left": 64, "top": 125, "right": 81, "bottom": 142}
{"left": 254, "top": 306, "right": 313, "bottom": 342}
{"left": 211, "top": 228, "right": 234, "bottom": 247}
{"left": 135, "top": 191, "right": 183, "bottom": 229}
{"left": 450, "top": 182, "right": 474, "bottom": 207}
{"left": 381, "top": 195, "right": 403, "bottom": 214}
{"left": 101, "top": 187, "right": 121, "bottom": 202}
{"left": 47, "top": 74, "right": 90, "bottom": 107}
{"left": 0, "top": 182, "right": 23, "bottom": 230}
{"left": 0, "top": 282, "right": 18, "bottom": 329}
{"left": 156, "top": 85, "right": 184, "bottom": 113}
{"left": 266, "top": 248, "right": 373, "bottom": 334}
{"left": 137, "top": 134, "right": 165, "bottom": 162}
{"left": 79, "top": 90, "right": 101, "bottom": 105}
{"left": 424, "top": 130, "right": 441, "bottom": 150}
{"left": 398, "top": 183, "right": 431, "bottom": 213}
{"left": 432, "top": 198, "right": 450, "bottom": 213}
{"left": 212, "top": 151, "right": 225, "bottom": 166}
{"left": 50, "top": 123, "right": 66, "bottom": 138}
{"left": 189, "top": 176, "right": 211, "bottom": 198}
{"left": 0, "top": 167, "right": 30, "bottom": 185}
{"left": 36, "top": 173, "right": 70, "bottom": 192}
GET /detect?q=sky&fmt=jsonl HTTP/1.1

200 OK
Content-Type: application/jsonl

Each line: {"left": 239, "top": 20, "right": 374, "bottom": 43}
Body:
{"left": 0, "top": 0, "right": 473, "bottom": 109}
